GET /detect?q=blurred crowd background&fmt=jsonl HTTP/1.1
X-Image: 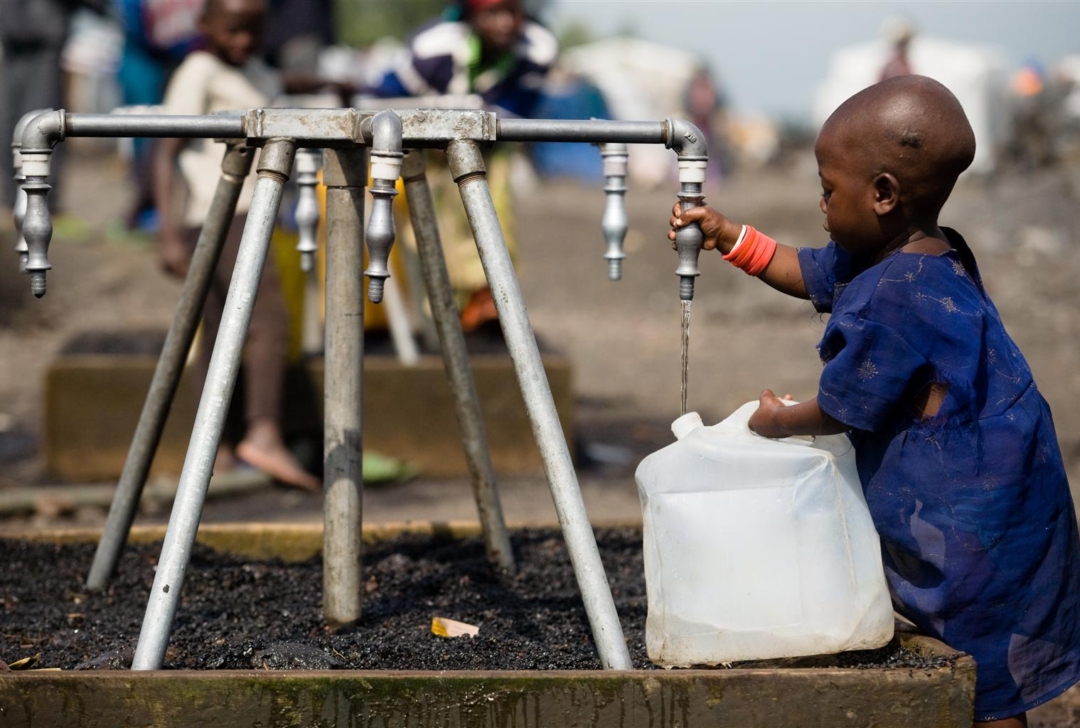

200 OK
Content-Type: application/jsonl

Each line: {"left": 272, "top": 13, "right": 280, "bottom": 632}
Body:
{"left": 3, "top": 0, "right": 1080, "bottom": 495}
{"left": 5, "top": 0, "right": 1080, "bottom": 220}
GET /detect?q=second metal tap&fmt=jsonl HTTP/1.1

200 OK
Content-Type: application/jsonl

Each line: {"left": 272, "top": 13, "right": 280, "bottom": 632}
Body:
{"left": 599, "top": 143, "right": 628, "bottom": 281}
{"left": 665, "top": 118, "right": 708, "bottom": 301}
{"left": 363, "top": 110, "right": 404, "bottom": 304}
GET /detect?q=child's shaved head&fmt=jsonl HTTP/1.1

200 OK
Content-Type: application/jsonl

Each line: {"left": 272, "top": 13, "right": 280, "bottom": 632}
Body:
{"left": 819, "top": 75, "right": 975, "bottom": 218}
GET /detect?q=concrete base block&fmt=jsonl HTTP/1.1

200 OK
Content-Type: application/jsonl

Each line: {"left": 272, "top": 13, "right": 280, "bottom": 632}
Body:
{"left": 44, "top": 354, "right": 574, "bottom": 481}
{"left": 0, "top": 659, "right": 976, "bottom": 728}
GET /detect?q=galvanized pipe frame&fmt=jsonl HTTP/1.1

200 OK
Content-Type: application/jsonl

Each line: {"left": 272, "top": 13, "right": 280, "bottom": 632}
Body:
{"left": 321, "top": 147, "right": 368, "bottom": 629}
{"left": 21, "top": 108, "right": 705, "bottom": 156}
{"left": 15, "top": 108, "right": 708, "bottom": 673}
{"left": 18, "top": 108, "right": 706, "bottom": 299}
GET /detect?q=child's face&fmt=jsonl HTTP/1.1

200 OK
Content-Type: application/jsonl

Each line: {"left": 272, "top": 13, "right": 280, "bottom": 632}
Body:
{"left": 199, "top": 0, "right": 266, "bottom": 67}
{"left": 469, "top": 0, "right": 525, "bottom": 55}
{"left": 815, "top": 129, "right": 880, "bottom": 255}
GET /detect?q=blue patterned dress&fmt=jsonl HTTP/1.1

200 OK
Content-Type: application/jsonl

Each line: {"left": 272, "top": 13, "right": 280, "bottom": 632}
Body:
{"left": 799, "top": 229, "right": 1080, "bottom": 720}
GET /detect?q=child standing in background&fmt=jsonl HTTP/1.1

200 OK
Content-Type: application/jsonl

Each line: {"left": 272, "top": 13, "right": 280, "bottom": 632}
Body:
{"left": 671, "top": 75, "right": 1080, "bottom": 726}
{"left": 154, "top": 0, "right": 318, "bottom": 491}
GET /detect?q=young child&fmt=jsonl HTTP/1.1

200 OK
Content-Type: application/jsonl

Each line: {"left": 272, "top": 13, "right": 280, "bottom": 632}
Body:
{"left": 670, "top": 75, "right": 1080, "bottom": 727}
{"left": 154, "top": 0, "right": 319, "bottom": 491}
{"left": 369, "top": 0, "right": 558, "bottom": 334}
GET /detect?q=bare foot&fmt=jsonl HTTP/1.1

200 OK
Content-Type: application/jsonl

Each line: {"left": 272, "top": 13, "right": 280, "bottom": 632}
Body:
{"left": 236, "top": 419, "right": 320, "bottom": 493}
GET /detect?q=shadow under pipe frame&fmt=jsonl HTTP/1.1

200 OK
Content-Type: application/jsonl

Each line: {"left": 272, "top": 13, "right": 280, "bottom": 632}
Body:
{"left": 86, "top": 143, "right": 256, "bottom": 592}
{"left": 446, "top": 139, "right": 633, "bottom": 671}
{"left": 401, "top": 150, "right": 515, "bottom": 574}
{"left": 130, "top": 138, "right": 297, "bottom": 670}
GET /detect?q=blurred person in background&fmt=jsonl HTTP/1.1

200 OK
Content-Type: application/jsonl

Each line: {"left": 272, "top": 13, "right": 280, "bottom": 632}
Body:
{"left": 155, "top": 0, "right": 348, "bottom": 491}
{"left": 683, "top": 65, "right": 727, "bottom": 188}
{"left": 1008, "top": 59, "right": 1068, "bottom": 171}
{"left": 879, "top": 17, "right": 915, "bottom": 82}
{"left": 368, "top": 0, "right": 557, "bottom": 335}
{"left": 0, "top": 0, "right": 109, "bottom": 213}
{"left": 115, "top": 0, "right": 203, "bottom": 232}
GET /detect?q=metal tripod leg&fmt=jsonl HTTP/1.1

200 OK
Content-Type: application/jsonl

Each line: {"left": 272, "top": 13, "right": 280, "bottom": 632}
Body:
{"left": 401, "top": 150, "right": 515, "bottom": 574}
{"left": 130, "top": 139, "right": 296, "bottom": 670}
{"left": 321, "top": 148, "right": 367, "bottom": 627}
{"left": 445, "top": 141, "right": 632, "bottom": 670}
{"left": 87, "top": 143, "right": 254, "bottom": 592}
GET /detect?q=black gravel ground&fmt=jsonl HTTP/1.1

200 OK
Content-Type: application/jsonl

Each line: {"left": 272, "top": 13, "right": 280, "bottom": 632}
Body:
{"left": 0, "top": 529, "right": 948, "bottom": 672}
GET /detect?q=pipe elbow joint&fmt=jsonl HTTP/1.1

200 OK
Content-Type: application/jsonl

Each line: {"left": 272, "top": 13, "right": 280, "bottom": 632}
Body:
{"left": 369, "top": 110, "right": 404, "bottom": 155}
{"left": 20, "top": 110, "right": 64, "bottom": 182}
{"left": 21, "top": 110, "right": 65, "bottom": 155}
{"left": 666, "top": 118, "right": 708, "bottom": 188}
{"left": 366, "top": 110, "right": 404, "bottom": 184}
{"left": 665, "top": 118, "right": 708, "bottom": 160}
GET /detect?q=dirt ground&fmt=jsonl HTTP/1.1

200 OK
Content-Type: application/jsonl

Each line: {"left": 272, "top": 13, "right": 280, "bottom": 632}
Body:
{"left": 0, "top": 529, "right": 948, "bottom": 672}
{"left": 2, "top": 145, "right": 1080, "bottom": 722}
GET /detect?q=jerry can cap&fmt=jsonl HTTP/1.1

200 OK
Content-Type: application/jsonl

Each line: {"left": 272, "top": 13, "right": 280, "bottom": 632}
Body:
{"left": 671, "top": 411, "right": 704, "bottom": 440}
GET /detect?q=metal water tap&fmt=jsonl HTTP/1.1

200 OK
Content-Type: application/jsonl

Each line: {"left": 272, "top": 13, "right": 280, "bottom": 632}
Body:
{"left": 19, "top": 110, "right": 64, "bottom": 297}
{"left": 599, "top": 143, "right": 628, "bottom": 281}
{"left": 293, "top": 148, "right": 322, "bottom": 273}
{"left": 665, "top": 119, "right": 708, "bottom": 301}
{"left": 363, "top": 110, "right": 403, "bottom": 303}
{"left": 11, "top": 109, "right": 52, "bottom": 272}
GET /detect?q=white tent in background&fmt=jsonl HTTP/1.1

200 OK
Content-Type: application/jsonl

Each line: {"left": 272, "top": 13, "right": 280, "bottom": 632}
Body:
{"left": 813, "top": 36, "right": 1009, "bottom": 175}
{"left": 561, "top": 37, "right": 704, "bottom": 188}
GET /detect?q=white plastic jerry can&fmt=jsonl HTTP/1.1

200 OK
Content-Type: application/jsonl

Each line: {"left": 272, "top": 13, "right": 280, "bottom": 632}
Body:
{"left": 635, "top": 401, "right": 894, "bottom": 667}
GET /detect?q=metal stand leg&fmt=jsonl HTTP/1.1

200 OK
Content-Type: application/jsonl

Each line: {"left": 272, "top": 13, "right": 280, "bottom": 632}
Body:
{"left": 87, "top": 143, "right": 254, "bottom": 592}
{"left": 130, "top": 139, "right": 296, "bottom": 670}
{"left": 321, "top": 148, "right": 367, "bottom": 627}
{"left": 446, "top": 141, "right": 632, "bottom": 670}
{"left": 402, "top": 151, "right": 515, "bottom": 574}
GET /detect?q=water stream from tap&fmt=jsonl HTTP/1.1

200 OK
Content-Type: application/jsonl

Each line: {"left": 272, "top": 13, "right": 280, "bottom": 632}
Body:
{"left": 680, "top": 299, "right": 692, "bottom": 416}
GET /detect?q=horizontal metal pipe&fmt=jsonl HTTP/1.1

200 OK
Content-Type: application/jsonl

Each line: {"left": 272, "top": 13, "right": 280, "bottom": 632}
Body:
{"left": 65, "top": 114, "right": 245, "bottom": 139}
{"left": 497, "top": 118, "right": 666, "bottom": 145}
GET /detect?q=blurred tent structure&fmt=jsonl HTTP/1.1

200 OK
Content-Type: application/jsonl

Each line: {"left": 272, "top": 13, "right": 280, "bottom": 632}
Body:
{"left": 560, "top": 37, "right": 704, "bottom": 188}
{"left": 1056, "top": 54, "right": 1080, "bottom": 124}
{"left": 813, "top": 36, "right": 1009, "bottom": 175}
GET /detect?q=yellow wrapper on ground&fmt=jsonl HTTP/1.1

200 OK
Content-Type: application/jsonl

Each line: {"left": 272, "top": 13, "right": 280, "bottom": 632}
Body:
{"left": 431, "top": 617, "right": 479, "bottom": 638}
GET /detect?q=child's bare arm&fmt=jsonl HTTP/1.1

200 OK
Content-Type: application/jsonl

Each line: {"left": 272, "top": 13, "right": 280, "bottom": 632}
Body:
{"left": 152, "top": 137, "right": 190, "bottom": 277}
{"left": 748, "top": 389, "right": 849, "bottom": 438}
{"left": 669, "top": 204, "right": 808, "bottom": 299}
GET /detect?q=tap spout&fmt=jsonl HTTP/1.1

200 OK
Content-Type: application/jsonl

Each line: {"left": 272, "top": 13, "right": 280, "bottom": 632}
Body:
{"left": 665, "top": 118, "right": 708, "bottom": 301}
{"left": 600, "top": 143, "right": 629, "bottom": 281}
{"left": 363, "top": 111, "right": 403, "bottom": 303}
{"left": 19, "top": 110, "right": 65, "bottom": 297}
{"left": 293, "top": 148, "right": 322, "bottom": 273}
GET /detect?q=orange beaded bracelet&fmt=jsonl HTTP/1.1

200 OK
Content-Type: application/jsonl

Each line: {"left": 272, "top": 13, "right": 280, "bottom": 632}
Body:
{"left": 722, "top": 225, "right": 777, "bottom": 277}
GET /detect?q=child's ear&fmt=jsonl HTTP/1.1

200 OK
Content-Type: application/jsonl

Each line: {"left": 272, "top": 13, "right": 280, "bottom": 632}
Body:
{"left": 872, "top": 173, "right": 899, "bottom": 215}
